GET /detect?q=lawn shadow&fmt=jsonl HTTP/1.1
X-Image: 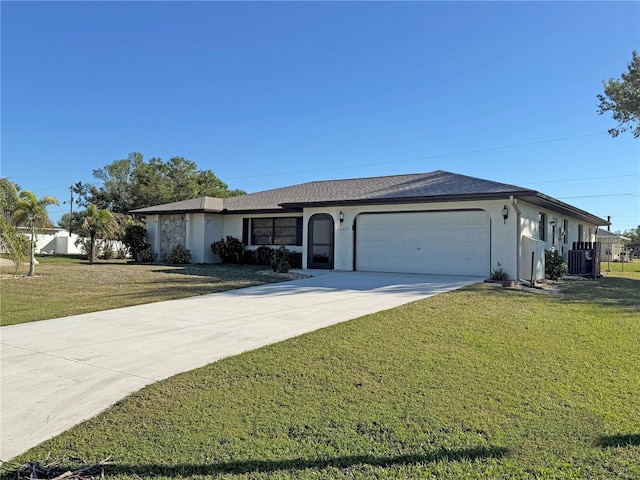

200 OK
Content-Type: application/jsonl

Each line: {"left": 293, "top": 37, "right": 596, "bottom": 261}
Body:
{"left": 559, "top": 277, "right": 640, "bottom": 312}
{"left": 109, "top": 446, "right": 508, "bottom": 476}
{"left": 596, "top": 433, "right": 640, "bottom": 448}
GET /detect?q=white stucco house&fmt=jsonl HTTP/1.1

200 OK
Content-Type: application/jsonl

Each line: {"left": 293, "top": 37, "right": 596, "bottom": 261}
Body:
{"left": 597, "top": 228, "right": 630, "bottom": 262}
{"left": 130, "top": 170, "right": 608, "bottom": 282}
{"left": 15, "top": 227, "right": 85, "bottom": 255}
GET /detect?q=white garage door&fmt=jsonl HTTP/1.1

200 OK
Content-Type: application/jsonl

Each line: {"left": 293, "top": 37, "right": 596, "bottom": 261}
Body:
{"left": 355, "top": 210, "right": 490, "bottom": 276}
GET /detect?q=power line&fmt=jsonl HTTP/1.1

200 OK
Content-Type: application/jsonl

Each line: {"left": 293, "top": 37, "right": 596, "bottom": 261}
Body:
{"left": 224, "top": 131, "right": 609, "bottom": 180}
{"left": 521, "top": 173, "right": 640, "bottom": 185}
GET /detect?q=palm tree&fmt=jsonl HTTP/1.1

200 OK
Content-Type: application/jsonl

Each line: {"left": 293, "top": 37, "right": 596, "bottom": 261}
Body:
{"left": 81, "top": 204, "right": 118, "bottom": 264}
{"left": 0, "top": 179, "right": 29, "bottom": 268}
{"left": 12, "top": 190, "right": 59, "bottom": 276}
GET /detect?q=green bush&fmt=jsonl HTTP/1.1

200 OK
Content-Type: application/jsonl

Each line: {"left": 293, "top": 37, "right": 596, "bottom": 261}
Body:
{"left": 254, "top": 245, "right": 273, "bottom": 266}
{"left": 288, "top": 251, "right": 302, "bottom": 269}
{"left": 490, "top": 262, "right": 509, "bottom": 281}
{"left": 123, "top": 224, "right": 151, "bottom": 261}
{"left": 271, "top": 245, "right": 291, "bottom": 273}
{"left": 137, "top": 247, "right": 156, "bottom": 263}
{"left": 167, "top": 245, "right": 192, "bottom": 264}
{"left": 100, "top": 246, "right": 116, "bottom": 260}
{"left": 211, "top": 236, "right": 245, "bottom": 264}
{"left": 545, "top": 249, "right": 568, "bottom": 280}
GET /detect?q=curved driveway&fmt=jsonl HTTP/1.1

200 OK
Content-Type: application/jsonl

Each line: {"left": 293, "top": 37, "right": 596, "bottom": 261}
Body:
{"left": 0, "top": 271, "right": 481, "bottom": 460}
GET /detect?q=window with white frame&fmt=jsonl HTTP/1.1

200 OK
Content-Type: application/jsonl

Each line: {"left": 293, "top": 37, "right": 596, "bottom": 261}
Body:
{"left": 538, "top": 212, "right": 546, "bottom": 241}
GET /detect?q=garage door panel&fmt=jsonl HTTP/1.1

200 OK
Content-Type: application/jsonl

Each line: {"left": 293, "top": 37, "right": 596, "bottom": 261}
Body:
{"left": 356, "top": 211, "right": 490, "bottom": 276}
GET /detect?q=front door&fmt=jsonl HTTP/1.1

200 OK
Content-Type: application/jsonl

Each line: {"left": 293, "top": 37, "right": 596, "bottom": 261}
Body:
{"left": 308, "top": 214, "right": 334, "bottom": 269}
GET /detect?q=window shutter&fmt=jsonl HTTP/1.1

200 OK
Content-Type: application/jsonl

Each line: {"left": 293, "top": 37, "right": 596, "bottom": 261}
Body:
{"left": 242, "top": 218, "right": 249, "bottom": 245}
{"left": 296, "top": 217, "right": 303, "bottom": 246}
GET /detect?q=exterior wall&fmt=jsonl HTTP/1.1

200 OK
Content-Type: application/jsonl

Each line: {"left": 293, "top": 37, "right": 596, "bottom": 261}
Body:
{"left": 187, "top": 213, "right": 223, "bottom": 263}
{"left": 146, "top": 214, "right": 160, "bottom": 258}
{"left": 599, "top": 238, "right": 628, "bottom": 262}
{"left": 301, "top": 200, "right": 517, "bottom": 278}
{"left": 517, "top": 201, "right": 599, "bottom": 280}
{"left": 141, "top": 199, "right": 603, "bottom": 277}
{"left": 13, "top": 229, "right": 85, "bottom": 255}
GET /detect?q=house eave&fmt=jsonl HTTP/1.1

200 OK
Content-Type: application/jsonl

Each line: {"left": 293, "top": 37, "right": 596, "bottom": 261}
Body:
{"left": 221, "top": 208, "right": 303, "bottom": 215}
{"left": 520, "top": 193, "right": 609, "bottom": 226}
{"left": 279, "top": 191, "right": 535, "bottom": 209}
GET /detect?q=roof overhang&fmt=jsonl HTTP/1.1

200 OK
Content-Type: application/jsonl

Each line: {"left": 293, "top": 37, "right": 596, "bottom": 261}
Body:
{"left": 518, "top": 193, "right": 609, "bottom": 226}
{"left": 280, "top": 190, "right": 609, "bottom": 226}
{"left": 280, "top": 191, "right": 531, "bottom": 209}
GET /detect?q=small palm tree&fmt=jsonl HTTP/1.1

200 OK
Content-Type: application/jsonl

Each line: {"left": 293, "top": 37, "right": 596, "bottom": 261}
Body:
{"left": 81, "top": 204, "right": 118, "bottom": 264}
{"left": 0, "top": 179, "right": 29, "bottom": 268}
{"left": 12, "top": 190, "right": 59, "bottom": 276}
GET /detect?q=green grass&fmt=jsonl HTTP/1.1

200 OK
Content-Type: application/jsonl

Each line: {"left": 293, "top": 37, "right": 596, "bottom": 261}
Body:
{"left": 600, "top": 258, "right": 640, "bottom": 279}
{"left": 3, "top": 269, "right": 639, "bottom": 478}
{"left": 0, "top": 255, "right": 289, "bottom": 326}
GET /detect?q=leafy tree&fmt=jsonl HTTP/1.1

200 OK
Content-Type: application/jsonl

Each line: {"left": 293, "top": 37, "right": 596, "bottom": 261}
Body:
{"left": 58, "top": 211, "right": 85, "bottom": 234}
{"left": 597, "top": 51, "right": 640, "bottom": 138}
{"left": 112, "top": 213, "right": 138, "bottom": 258}
{"left": 0, "top": 179, "right": 30, "bottom": 268}
{"left": 78, "top": 204, "right": 118, "bottom": 264}
{"left": 621, "top": 225, "right": 640, "bottom": 256}
{"left": 122, "top": 223, "right": 150, "bottom": 261}
{"left": 12, "top": 190, "right": 59, "bottom": 276}
{"left": 89, "top": 152, "right": 245, "bottom": 213}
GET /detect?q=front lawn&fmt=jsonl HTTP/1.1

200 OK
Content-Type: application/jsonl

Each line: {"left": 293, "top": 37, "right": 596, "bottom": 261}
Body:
{"left": 0, "top": 255, "right": 289, "bottom": 326}
{"left": 3, "top": 268, "right": 638, "bottom": 478}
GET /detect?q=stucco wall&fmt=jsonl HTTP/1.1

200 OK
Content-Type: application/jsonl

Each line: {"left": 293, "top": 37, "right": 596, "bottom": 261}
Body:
{"left": 187, "top": 213, "right": 224, "bottom": 263}
{"left": 301, "top": 200, "right": 517, "bottom": 277}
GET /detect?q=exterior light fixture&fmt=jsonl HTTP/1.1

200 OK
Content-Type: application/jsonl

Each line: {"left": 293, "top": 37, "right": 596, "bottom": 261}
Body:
{"left": 339, "top": 211, "right": 344, "bottom": 223}
{"left": 502, "top": 205, "right": 509, "bottom": 224}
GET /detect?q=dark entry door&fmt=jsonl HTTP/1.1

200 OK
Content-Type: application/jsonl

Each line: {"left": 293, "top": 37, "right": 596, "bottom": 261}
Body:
{"left": 308, "top": 214, "right": 334, "bottom": 269}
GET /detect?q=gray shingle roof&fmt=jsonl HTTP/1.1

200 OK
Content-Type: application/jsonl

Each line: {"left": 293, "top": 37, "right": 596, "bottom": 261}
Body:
{"left": 130, "top": 196, "right": 224, "bottom": 214}
{"left": 222, "top": 170, "right": 532, "bottom": 211}
{"left": 129, "top": 170, "right": 607, "bottom": 226}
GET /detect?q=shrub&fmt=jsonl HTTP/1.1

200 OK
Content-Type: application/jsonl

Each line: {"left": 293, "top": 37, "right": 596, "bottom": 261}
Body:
{"left": 243, "top": 250, "right": 256, "bottom": 265}
{"left": 137, "top": 247, "right": 156, "bottom": 263}
{"left": 490, "top": 262, "right": 509, "bottom": 281}
{"left": 123, "top": 225, "right": 150, "bottom": 261}
{"left": 271, "top": 245, "right": 291, "bottom": 273}
{"left": 100, "top": 246, "right": 116, "bottom": 260}
{"left": 288, "top": 251, "right": 302, "bottom": 269}
{"left": 545, "top": 249, "right": 567, "bottom": 280}
{"left": 254, "top": 245, "right": 273, "bottom": 266}
{"left": 211, "top": 236, "right": 245, "bottom": 264}
{"left": 167, "top": 245, "right": 192, "bottom": 264}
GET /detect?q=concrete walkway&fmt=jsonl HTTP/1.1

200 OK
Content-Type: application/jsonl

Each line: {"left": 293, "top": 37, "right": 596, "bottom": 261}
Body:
{"left": 0, "top": 271, "right": 481, "bottom": 460}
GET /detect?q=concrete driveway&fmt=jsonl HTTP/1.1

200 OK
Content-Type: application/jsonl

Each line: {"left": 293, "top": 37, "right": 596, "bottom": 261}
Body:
{"left": 0, "top": 271, "right": 481, "bottom": 460}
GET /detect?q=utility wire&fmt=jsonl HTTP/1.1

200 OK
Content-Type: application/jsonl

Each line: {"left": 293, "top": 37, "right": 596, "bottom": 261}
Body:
{"left": 224, "top": 132, "right": 609, "bottom": 180}
{"left": 521, "top": 173, "right": 640, "bottom": 185}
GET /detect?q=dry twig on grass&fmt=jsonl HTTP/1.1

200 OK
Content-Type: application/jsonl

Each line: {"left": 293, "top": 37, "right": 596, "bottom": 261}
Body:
{"left": 0, "top": 457, "right": 112, "bottom": 480}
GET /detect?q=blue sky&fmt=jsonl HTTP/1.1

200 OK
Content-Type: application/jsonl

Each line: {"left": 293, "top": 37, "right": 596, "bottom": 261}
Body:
{"left": 2, "top": 1, "right": 639, "bottom": 232}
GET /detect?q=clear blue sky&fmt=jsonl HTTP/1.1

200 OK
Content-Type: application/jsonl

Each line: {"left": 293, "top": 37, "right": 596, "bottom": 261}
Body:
{"left": 2, "top": 1, "right": 639, "bottom": 232}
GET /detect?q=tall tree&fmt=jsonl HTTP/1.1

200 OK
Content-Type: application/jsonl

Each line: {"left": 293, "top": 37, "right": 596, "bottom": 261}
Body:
{"left": 89, "top": 153, "right": 245, "bottom": 213}
{"left": 79, "top": 204, "right": 118, "bottom": 264}
{"left": 12, "top": 190, "right": 59, "bottom": 276}
{"left": 597, "top": 51, "right": 640, "bottom": 138}
{"left": 0, "top": 179, "right": 29, "bottom": 267}
{"left": 622, "top": 225, "right": 640, "bottom": 256}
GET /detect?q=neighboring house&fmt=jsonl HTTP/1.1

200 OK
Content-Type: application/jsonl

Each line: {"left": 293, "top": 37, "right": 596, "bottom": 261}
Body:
{"left": 15, "top": 227, "right": 85, "bottom": 255}
{"left": 11, "top": 227, "right": 122, "bottom": 257}
{"left": 130, "top": 170, "right": 608, "bottom": 282}
{"left": 597, "top": 228, "right": 630, "bottom": 262}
